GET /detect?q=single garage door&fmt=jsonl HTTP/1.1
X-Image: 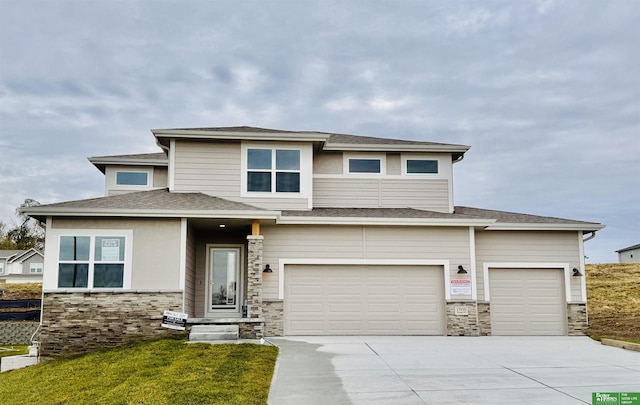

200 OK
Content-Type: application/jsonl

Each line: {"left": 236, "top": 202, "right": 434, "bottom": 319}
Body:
{"left": 489, "top": 268, "right": 566, "bottom": 335}
{"left": 284, "top": 264, "right": 444, "bottom": 335}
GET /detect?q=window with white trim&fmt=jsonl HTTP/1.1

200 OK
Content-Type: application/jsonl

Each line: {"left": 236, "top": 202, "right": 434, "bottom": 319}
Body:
{"left": 247, "top": 148, "right": 301, "bottom": 193}
{"left": 344, "top": 154, "right": 387, "bottom": 175}
{"left": 406, "top": 159, "right": 438, "bottom": 174}
{"left": 116, "top": 171, "right": 149, "bottom": 186}
{"left": 0, "top": 262, "right": 4, "bottom": 274}
{"left": 58, "top": 235, "right": 126, "bottom": 288}
{"left": 29, "top": 263, "right": 43, "bottom": 274}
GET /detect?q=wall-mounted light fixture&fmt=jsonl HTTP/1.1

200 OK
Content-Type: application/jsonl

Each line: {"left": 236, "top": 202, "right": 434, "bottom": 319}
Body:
{"left": 457, "top": 265, "right": 468, "bottom": 274}
{"left": 572, "top": 268, "right": 583, "bottom": 277}
{"left": 263, "top": 264, "right": 273, "bottom": 273}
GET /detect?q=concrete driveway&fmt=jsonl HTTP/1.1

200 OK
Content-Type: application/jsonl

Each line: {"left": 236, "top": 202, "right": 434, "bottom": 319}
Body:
{"left": 267, "top": 336, "right": 640, "bottom": 405}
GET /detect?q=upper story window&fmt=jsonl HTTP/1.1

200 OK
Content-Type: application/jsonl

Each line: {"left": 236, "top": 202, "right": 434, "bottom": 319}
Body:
{"left": 57, "top": 234, "right": 129, "bottom": 289}
{"left": 344, "top": 154, "right": 387, "bottom": 175}
{"left": 29, "top": 262, "right": 43, "bottom": 274}
{"left": 406, "top": 159, "right": 438, "bottom": 174}
{"left": 116, "top": 171, "right": 149, "bottom": 186}
{"left": 247, "top": 148, "right": 301, "bottom": 193}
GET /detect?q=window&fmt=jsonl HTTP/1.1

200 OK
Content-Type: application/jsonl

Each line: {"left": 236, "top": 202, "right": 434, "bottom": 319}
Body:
{"left": 116, "top": 171, "right": 149, "bottom": 186}
{"left": 247, "top": 148, "right": 300, "bottom": 193}
{"left": 0, "top": 263, "right": 4, "bottom": 274}
{"left": 58, "top": 235, "right": 126, "bottom": 288}
{"left": 406, "top": 159, "right": 438, "bottom": 174}
{"left": 349, "top": 159, "right": 381, "bottom": 173}
{"left": 29, "top": 263, "right": 43, "bottom": 274}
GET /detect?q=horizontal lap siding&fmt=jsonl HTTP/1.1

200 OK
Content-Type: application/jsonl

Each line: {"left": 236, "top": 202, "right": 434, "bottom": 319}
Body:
{"left": 174, "top": 141, "right": 308, "bottom": 209}
{"left": 475, "top": 231, "right": 581, "bottom": 301}
{"left": 313, "top": 178, "right": 449, "bottom": 212}
{"left": 174, "top": 141, "right": 241, "bottom": 198}
{"left": 261, "top": 225, "right": 470, "bottom": 299}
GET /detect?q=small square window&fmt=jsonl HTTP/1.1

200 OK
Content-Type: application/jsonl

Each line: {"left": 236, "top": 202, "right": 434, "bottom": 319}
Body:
{"left": 407, "top": 159, "right": 438, "bottom": 174}
{"left": 248, "top": 149, "right": 272, "bottom": 170}
{"left": 349, "top": 159, "right": 381, "bottom": 173}
{"left": 248, "top": 172, "right": 272, "bottom": 192}
{"left": 29, "top": 263, "right": 43, "bottom": 273}
{"left": 58, "top": 263, "right": 89, "bottom": 288}
{"left": 60, "top": 236, "right": 90, "bottom": 261}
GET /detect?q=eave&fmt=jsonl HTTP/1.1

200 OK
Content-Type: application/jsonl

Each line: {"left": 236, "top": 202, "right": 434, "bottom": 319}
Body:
{"left": 484, "top": 223, "right": 606, "bottom": 232}
{"left": 276, "top": 216, "right": 495, "bottom": 227}
{"left": 152, "top": 129, "right": 331, "bottom": 146}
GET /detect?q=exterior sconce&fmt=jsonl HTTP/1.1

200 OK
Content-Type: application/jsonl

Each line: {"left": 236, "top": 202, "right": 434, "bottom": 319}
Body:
{"left": 572, "top": 268, "right": 583, "bottom": 277}
{"left": 263, "top": 264, "right": 273, "bottom": 273}
{"left": 457, "top": 265, "right": 468, "bottom": 274}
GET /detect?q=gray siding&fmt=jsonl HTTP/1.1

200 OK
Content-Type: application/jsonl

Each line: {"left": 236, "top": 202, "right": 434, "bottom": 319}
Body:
{"left": 173, "top": 140, "right": 309, "bottom": 210}
{"left": 184, "top": 225, "right": 196, "bottom": 316}
{"left": 153, "top": 167, "right": 168, "bottom": 188}
{"left": 475, "top": 231, "right": 582, "bottom": 302}
{"left": 52, "top": 218, "right": 182, "bottom": 290}
{"left": 173, "top": 140, "right": 241, "bottom": 197}
{"left": 21, "top": 254, "right": 43, "bottom": 275}
{"left": 313, "top": 178, "right": 450, "bottom": 212}
{"left": 261, "top": 225, "right": 471, "bottom": 299}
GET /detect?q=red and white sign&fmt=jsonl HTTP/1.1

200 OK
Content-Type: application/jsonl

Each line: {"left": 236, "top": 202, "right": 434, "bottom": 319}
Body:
{"left": 450, "top": 279, "right": 472, "bottom": 296}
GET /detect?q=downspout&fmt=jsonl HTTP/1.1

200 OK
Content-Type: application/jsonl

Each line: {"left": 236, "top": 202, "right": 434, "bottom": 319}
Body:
{"left": 583, "top": 231, "right": 596, "bottom": 243}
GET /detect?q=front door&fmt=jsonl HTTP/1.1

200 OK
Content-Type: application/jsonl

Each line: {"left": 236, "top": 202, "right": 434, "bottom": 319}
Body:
{"left": 207, "top": 247, "right": 242, "bottom": 316}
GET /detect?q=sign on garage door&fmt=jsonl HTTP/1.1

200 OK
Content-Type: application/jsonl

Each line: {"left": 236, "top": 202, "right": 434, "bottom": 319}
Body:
{"left": 489, "top": 268, "right": 565, "bottom": 335}
{"left": 284, "top": 264, "right": 444, "bottom": 335}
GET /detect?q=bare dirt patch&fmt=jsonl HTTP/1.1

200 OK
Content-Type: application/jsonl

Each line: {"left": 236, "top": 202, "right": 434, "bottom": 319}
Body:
{"left": 586, "top": 263, "right": 640, "bottom": 341}
{"left": 0, "top": 283, "right": 42, "bottom": 300}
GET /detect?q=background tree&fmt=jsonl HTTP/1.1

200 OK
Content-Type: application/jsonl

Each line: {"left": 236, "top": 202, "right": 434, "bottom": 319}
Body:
{"left": 0, "top": 199, "right": 45, "bottom": 250}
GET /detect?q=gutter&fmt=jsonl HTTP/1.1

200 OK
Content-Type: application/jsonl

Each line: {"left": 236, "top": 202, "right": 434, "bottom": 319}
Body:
{"left": 583, "top": 231, "right": 597, "bottom": 242}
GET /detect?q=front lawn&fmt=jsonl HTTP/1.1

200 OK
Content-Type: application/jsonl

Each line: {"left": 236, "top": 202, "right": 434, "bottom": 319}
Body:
{"left": 0, "top": 338, "right": 278, "bottom": 405}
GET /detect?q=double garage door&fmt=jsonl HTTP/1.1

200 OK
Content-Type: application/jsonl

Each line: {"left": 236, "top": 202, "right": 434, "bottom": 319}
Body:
{"left": 284, "top": 264, "right": 445, "bottom": 335}
{"left": 489, "top": 268, "right": 566, "bottom": 336}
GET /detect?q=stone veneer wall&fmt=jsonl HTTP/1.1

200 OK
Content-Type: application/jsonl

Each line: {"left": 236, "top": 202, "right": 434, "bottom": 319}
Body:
{"left": 445, "top": 301, "right": 479, "bottom": 336}
{"left": 567, "top": 303, "right": 588, "bottom": 335}
{"left": 477, "top": 302, "right": 491, "bottom": 336}
{"left": 246, "top": 236, "right": 263, "bottom": 322}
{"left": 40, "top": 291, "right": 183, "bottom": 357}
{"left": 0, "top": 321, "right": 39, "bottom": 345}
{"left": 263, "top": 299, "right": 284, "bottom": 336}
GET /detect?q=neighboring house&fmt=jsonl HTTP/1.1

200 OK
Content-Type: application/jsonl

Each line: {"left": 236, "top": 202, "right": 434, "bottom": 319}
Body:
{"left": 616, "top": 244, "right": 640, "bottom": 263}
{"left": 0, "top": 249, "right": 44, "bottom": 284}
{"left": 23, "top": 126, "right": 605, "bottom": 356}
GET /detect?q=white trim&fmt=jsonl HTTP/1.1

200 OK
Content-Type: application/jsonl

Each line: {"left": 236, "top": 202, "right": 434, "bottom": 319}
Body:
{"left": 486, "top": 223, "right": 605, "bottom": 231}
{"left": 168, "top": 139, "right": 176, "bottom": 191}
{"left": 277, "top": 258, "right": 451, "bottom": 300}
{"left": 114, "top": 168, "right": 153, "bottom": 188}
{"left": 240, "top": 142, "right": 313, "bottom": 202}
{"left": 469, "top": 227, "right": 477, "bottom": 300}
{"left": 205, "top": 244, "right": 244, "bottom": 317}
{"left": 344, "top": 153, "right": 387, "bottom": 175}
{"left": 179, "top": 218, "right": 187, "bottom": 291}
{"left": 276, "top": 216, "right": 495, "bottom": 227}
{"left": 482, "top": 262, "right": 572, "bottom": 303}
{"left": 578, "top": 231, "right": 587, "bottom": 303}
{"left": 45, "top": 227, "right": 133, "bottom": 290}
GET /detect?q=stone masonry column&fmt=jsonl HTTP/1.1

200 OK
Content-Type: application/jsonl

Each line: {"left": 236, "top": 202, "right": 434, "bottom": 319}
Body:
{"left": 246, "top": 235, "right": 264, "bottom": 321}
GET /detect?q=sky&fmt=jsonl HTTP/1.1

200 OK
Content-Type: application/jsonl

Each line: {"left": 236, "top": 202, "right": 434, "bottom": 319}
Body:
{"left": 0, "top": 0, "right": 638, "bottom": 263}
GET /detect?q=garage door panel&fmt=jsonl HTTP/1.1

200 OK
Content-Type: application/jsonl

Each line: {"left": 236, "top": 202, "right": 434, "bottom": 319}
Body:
{"left": 489, "top": 268, "right": 565, "bottom": 336}
{"left": 285, "top": 264, "right": 444, "bottom": 335}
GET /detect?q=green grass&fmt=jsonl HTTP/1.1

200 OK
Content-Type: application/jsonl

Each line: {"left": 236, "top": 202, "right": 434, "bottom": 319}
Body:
{"left": 0, "top": 345, "right": 29, "bottom": 358}
{"left": 0, "top": 338, "right": 278, "bottom": 405}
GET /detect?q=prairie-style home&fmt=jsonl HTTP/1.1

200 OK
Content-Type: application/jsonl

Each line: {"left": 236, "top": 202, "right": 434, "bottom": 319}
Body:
{"left": 23, "top": 127, "right": 604, "bottom": 356}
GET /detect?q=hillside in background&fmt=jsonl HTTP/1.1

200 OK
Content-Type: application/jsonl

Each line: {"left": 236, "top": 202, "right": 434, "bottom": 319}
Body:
{"left": 586, "top": 263, "right": 640, "bottom": 341}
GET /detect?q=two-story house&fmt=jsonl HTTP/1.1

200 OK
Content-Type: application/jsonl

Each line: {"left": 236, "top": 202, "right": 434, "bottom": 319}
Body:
{"left": 0, "top": 249, "right": 44, "bottom": 284}
{"left": 23, "top": 127, "right": 604, "bottom": 356}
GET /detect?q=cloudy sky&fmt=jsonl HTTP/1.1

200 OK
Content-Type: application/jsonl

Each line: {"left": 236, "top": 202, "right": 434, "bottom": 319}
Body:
{"left": 0, "top": 0, "right": 638, "bottom": 262}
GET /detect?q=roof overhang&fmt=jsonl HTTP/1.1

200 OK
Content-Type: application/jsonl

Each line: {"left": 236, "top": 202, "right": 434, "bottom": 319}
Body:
{"left": 322, "top": 142, "right": 470, "bottom": 155}
{"left": 22, "top": 207, "right": 280, "bottom": 222}
{"left": 276, "top": 216, "right": 495, "bottom": 227}
{"left": 152, "top": 128, "right": 331, "bottom": 147}
{"left": 88, "top": 156, "right": 168, "bottom": 173}
{"left": 484, "top": 223, "right": 606, "bottom": 232}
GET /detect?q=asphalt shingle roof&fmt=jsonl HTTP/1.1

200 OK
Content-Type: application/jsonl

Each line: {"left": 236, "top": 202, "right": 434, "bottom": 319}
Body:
{"left": 89, "top": 152, "right": 167, "bottom": 161}
{"left": 454, "top": 206, "right": 599, "bottom": 225}
{"left": 31, "top": 189, "right": 264, "bottom": 212}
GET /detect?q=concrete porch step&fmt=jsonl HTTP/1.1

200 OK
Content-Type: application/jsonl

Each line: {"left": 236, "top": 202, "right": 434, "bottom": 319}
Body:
{"left": 189, "top": 324, "right": 239, "bottom": 342}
